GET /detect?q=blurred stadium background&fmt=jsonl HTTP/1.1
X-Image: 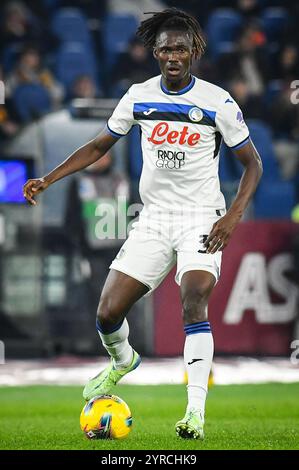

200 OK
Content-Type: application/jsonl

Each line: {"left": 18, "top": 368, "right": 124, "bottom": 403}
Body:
{"left": 0, "top": 0, "right": 299, "bottom": 389}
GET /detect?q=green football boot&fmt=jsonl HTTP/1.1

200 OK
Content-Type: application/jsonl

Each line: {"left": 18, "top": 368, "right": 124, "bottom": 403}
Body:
{"left": 175, "top": 408, "right": 204, "bottom": 440}
{"left": 83, "top": 350, "right": 141, "bottom": 401}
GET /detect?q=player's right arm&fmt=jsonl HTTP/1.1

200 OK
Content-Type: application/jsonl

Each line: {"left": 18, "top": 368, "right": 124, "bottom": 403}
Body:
{"left": 23, "top": 129, "right": 118, "bottom": 205}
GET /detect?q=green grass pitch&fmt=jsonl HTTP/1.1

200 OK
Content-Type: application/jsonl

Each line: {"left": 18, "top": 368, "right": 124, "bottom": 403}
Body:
{"left": 0, "top": 383, "right": 298, "bottom": 450}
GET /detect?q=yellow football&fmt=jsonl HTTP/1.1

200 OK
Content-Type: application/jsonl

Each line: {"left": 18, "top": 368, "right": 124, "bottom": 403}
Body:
{"left": 80, "top": 394, "right": 132, "bottom": 439}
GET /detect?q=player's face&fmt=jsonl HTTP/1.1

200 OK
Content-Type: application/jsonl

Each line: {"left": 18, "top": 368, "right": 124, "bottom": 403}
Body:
{"left": 154, "top": 30, "right": 194, "bottom": 84}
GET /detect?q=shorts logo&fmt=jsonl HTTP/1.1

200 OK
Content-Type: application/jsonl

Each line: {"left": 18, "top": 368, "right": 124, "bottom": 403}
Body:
{"left": 188, "top": 107, "right": 203, "bottom": 122}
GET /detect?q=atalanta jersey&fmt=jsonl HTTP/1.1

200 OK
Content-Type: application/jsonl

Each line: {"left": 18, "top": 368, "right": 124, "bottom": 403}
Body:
{"left": 107, "top": 75, "right": 250, "bottom": 212}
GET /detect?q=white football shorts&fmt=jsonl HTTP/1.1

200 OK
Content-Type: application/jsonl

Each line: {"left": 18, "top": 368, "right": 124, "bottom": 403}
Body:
{"left": 110, "top": 206, "right": 225, "bottom": 296}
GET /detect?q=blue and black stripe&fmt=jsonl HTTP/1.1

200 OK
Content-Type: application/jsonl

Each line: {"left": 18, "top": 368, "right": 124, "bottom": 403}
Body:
{"left": 133, "top": 103, "right": 216, "bottom": 127}
{"left": 184, "top": 321, "right": 212, "bottom": 336}
{"left": 96, "top": 318, "right": 124, "bottom": 335}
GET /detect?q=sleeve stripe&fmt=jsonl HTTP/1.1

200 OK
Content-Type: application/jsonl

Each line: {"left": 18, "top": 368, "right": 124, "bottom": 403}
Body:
{"left": 106, "top": 123, "right": 127, "bottom": 138}
{"left": 230, "top": 135, "right": 250, "bottom": 150}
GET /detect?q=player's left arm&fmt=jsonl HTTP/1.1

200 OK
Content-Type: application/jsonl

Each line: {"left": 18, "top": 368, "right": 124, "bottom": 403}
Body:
{"left": 205, "top": 139, "right": 263, "bottom": 254}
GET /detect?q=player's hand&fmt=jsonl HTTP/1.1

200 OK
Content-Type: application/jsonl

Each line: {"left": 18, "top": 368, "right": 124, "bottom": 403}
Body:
{"left": 23, "top": 177, "right": 50, "bottom": 206}
{"left": 204, "top": 212, "right": 241, "bottom": 254}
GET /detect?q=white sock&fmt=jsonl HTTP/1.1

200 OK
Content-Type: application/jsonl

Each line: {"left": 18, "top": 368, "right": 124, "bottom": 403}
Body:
{"left": 96, "top": 318, "right": 133, "bottom": 369}
{"left": 184, "top": 321, "right": 214, "bottom": 418}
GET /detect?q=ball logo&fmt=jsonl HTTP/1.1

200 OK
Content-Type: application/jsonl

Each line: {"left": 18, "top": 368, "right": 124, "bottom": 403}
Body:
{"left": 188, "top": 107, "right": 203, "bottom": 122}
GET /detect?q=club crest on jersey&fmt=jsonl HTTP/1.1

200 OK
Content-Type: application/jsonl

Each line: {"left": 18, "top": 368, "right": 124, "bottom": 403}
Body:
{"left": 188, "top": 107, "right": 203, "bottom": 122}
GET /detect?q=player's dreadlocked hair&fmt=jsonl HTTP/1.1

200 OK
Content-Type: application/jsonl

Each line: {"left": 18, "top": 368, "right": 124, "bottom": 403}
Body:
{"left": 136, "top": 8, "right": 206, "bottom": 59}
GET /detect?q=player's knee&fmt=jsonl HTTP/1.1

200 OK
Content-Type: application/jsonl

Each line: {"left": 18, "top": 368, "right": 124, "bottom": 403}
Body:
{"left": 96, "top": 294, "right": 122, "bottom": 330}
{"left": 182, "top": 284, "right": 211, "bottom": 324}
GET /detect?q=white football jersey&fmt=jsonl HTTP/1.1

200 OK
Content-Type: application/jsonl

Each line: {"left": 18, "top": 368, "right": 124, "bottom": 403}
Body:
{"left": 107, "top": 75, "right": 250, "bottom": 212}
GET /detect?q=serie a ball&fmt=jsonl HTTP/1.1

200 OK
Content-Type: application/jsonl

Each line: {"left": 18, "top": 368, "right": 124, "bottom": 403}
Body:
{"left": 80, "top": 394, "right": 132, "bottom": 440}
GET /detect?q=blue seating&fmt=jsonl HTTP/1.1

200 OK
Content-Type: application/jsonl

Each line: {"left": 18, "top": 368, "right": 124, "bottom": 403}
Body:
{"left": 248, "top": 119, "right": 295, "bottom": 219}
{"left": 55, "top": 42, "right": 98, "bottom": 92}
{"left": 218, "top": 119, "right": 294, "bottom": 219}
{"left": 254, "top": 180, "right": 295, "bottom": 219}
{"left": 219, "top": 118, "right": 296, "bottom": 218}
{"left": 205, "top": 9, "right": 243, "bottom": 58}
{"left": 102, "top": 14, "right": 138, "bottom": 69}
{"left": 220, "top": 120, "right": 279, "bottom": 181}
{"left": 219, "top": 144, "right": 240, "bottom": 182}
{"left": 263, "top": 79, "right": 283, "bottom": 106}
{"left": 51, "top": 8, "right": 91, "bottom": 45}
{"left": 42, "top": 0, "right": 61, "bottom": 12}
{"left": 247, "top": 120, "right": 280, "bottom": 180}
{"left": 1, "top": 43, "right": 23, "bottom": 74}
{"left": 261, "top": 8, "right": 290, "bottom": 42}
{"left": 13, "top": 83, "right": 51, "bottom": 122}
